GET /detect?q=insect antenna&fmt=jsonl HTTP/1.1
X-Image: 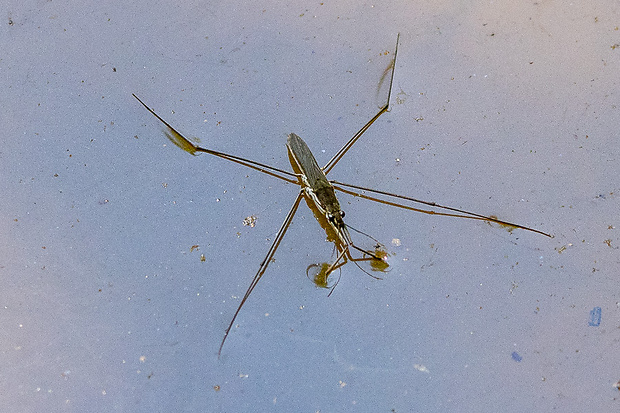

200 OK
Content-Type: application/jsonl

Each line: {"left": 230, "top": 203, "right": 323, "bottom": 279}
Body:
{"left": 351, "top": 257, "right": 383, "bottom": 280}
{"left": 340, "top": 225, "right": 386, "bottom": 262}
{"left": 346, "top": 223, "right": 384, "bottom": 246}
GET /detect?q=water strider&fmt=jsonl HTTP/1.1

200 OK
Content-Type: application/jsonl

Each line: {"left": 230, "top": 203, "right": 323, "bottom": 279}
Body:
{"left": 133, "top": 34, "right": 552, "bottom": 357}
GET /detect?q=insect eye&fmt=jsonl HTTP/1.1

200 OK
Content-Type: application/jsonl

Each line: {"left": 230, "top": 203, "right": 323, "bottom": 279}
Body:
{"left": 327, "top": 213, "right": 335, "bottom": 222}
{"left": 340, "top": 211, "right": 345, "bottom": 218}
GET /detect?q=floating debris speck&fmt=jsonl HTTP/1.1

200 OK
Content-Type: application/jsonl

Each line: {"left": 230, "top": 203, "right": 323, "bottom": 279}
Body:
{"left": 243, "top": 215, "right": 257, "bottom": 227}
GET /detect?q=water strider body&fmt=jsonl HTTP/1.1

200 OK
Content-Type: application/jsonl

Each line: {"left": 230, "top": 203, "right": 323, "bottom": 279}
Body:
{"left": 133, "top": 34, "right": 551, "bottom": 357}
{"left": 286, "top": 133, "right": 385, "bottom": 276}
